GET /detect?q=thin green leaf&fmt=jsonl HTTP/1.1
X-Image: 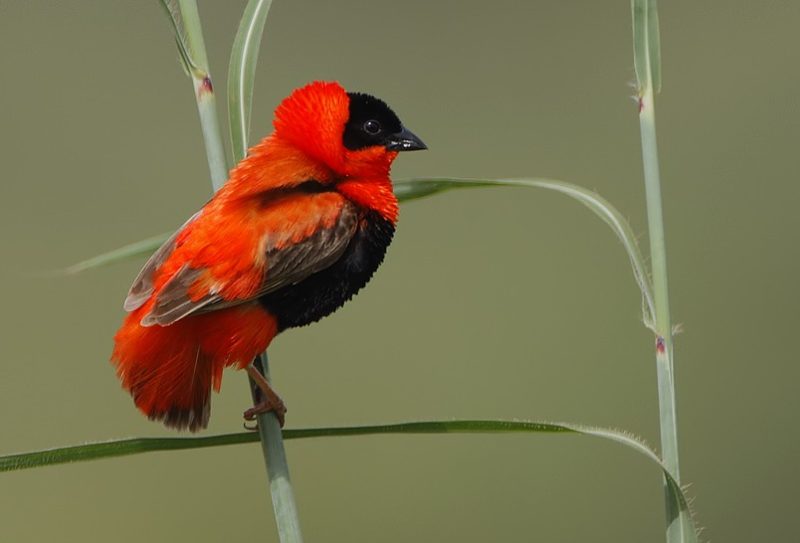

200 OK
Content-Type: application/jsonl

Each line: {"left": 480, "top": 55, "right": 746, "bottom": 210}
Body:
{"left": 157, "top": 0, "right": 200, "bottom": 76}
{"left": 0, "top": 432, "right": 257, "bottom": 470}
{"left": 631, "top": 0, "right": 662, "bottom": 93}
{"left": 395, "top": 177, "right": 656, "bottom": 330}
{"left": 68, "top": 179, "right": 655, "bottom": 327}
{"left": 64, "top": 177, "right": 655, "bottom": 329}
{"left": 0, "top": 420, "right": 695, "bottom": 541}
{"left": 64, "top": 233, "right": 170, "bottom": 274}
{"left": 648, "top": 0, "right": 662, "bottom": 92}
{"left": 228, "top": 0, "right": 274, "bottom": 162}
{"left": 67, "top": 180, "right": 493, "bottom": 271}
{"left": 632, "top": 0, "right": 647, "bottom": 92}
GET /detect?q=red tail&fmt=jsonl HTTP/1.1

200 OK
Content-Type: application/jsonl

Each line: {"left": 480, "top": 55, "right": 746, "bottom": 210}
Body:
{"left": 111, "top": 303, "right": 276, "bottom": 431}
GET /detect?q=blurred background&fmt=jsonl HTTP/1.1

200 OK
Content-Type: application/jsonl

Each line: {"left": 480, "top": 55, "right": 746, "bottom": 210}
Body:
{"left": 1, "top": 1, "right": 798, "bottom": 541}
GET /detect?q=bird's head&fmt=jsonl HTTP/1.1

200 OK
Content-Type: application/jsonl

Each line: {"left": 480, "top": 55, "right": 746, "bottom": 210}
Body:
{"left": 272, "top": 81, "right": 426, "bottom": 177}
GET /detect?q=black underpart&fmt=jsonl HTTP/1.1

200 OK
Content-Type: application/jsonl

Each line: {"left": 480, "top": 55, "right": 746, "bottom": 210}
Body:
{"left": 258, "top": 209, "right": 395, "bottom": 331}
{"left": 343, "top": 92, "right": 403, "bottom": 151}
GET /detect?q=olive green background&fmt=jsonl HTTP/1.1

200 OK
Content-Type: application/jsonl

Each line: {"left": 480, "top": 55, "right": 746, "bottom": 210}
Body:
{"left": 1, "top": 1, "right": 798, "bottom": 541}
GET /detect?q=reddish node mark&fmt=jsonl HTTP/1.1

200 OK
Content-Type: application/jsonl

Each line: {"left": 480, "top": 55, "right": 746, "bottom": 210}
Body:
{"left": 656, "top": 336, "right": 666, "bottom": 354}
{"left": 200, "top": 76, "right": 214, "bottom": 95}
{"left": 638, "top": 96, "right": 644, "bottom": 113}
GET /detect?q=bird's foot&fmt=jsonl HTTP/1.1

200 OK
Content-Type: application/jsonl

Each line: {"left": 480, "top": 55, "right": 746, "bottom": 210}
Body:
{"left": 244, "top": 364, "right": 287, "bottom": 427}
{"left": 243, "top": 395, "right": 286, "bottom": 427}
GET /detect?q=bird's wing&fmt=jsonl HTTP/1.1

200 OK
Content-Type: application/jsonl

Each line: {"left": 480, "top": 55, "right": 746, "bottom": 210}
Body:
{"left": 123, "top": 211, "right": 202, "bottom": 312}
{"left": 135, "top": 190, "right": 360, "bottom": 327}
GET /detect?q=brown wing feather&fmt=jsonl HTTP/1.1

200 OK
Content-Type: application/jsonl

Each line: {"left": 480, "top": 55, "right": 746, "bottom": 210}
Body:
{"left": 123, "top": 212, "right": 201, "bottom": 312}
{"left": 142, "top": 199, "right": 359, "bottom": 326}
{"left": 139, "top": 266, "right": 218, "bottom": 326}
{"left": 259, "top": 202, "right": 359, "bottom": 294}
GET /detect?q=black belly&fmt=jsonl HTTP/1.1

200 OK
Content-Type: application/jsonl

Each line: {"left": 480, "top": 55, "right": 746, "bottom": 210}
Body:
{"left": 258, "top": 210, "right": 395, "bottom": 331}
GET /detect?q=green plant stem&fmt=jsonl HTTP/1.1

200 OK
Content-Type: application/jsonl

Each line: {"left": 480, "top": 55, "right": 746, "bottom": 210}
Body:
{"left": 632, "top": 1, "right": 685, "bottom": 540}
{"left": 639, "top": 88, "right": 679, "bottom": 479}
{"left": 176, "top": 0, "right": 228, "bottom": 189}
{"left": 250, "top": 356, "right": 303, "bottom": 542}
{"left": 639, "top": 84, "right": 683, "bottom": 539}
{"left": 249, "top": 355, "right": 302, "bottom": 542}
{"left": 228, "top": 0, "right": 274, "bottom": 160}
{"left": 173, "top": 3, "right": 301, "bottom": 539}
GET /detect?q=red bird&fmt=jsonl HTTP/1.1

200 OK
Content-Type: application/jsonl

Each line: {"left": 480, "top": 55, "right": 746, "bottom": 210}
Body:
{"left": 111, "top": 81, "right": 426, "bottom": 431}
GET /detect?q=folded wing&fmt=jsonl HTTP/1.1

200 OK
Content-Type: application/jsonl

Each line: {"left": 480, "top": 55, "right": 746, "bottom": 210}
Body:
{"left": 125, "top": 189, "right": 360, "bottom": 327}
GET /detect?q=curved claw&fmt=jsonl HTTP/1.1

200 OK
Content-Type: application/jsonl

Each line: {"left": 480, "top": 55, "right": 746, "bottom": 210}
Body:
{"left": 243, "top": 420, "right": 259, "bottom": 431}
{"left": 243, "top": 398, "right": 286, "bottom": 427}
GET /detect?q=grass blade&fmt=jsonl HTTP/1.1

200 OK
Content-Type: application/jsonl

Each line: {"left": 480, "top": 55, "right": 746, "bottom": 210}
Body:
{"left": 66, "top": 177, "right": 656, "bottom": 330}
{"left": 227, "top": 0, "right": 274, "bottom": 161}
{"left": 632, "top": 0, "right": 662, "bottom": 94}
{"left": 157, "top": 0, "right": 199, "bottom": 76}
{"left": 0, "top": 420, "right": 696, "bottom": 541}
{"left": 64, "top": 233, "right": 170, "bottom": 274}
{"left": 395, "top": 177, "right": 656, "bottom": 329}
{"left": 0, "top": 432, "right": 257, "bottom": 470}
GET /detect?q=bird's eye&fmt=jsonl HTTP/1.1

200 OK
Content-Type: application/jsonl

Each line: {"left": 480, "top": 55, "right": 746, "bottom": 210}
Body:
{"left": 363, "top": 119, "right": 381, "bottom": 135}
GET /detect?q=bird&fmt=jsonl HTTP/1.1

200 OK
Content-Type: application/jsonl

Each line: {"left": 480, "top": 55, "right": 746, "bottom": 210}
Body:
{"left": 111, "top": 81, "right": 426, "bottom": 431}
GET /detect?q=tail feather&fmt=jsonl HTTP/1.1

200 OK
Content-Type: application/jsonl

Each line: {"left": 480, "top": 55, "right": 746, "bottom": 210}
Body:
{"left": 111, "top": 303, "right": 276, "bottom": 431}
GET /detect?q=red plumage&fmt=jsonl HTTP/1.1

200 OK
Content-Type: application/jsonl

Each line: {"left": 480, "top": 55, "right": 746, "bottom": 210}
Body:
{"left": 111, "top": 81, "right": 425, "bottom": 431}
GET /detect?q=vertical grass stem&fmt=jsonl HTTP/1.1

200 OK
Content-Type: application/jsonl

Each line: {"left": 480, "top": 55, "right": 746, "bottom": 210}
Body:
{"left": 639, "top": 88, "right": 683, "bottom": 540}
{"left": 172, "top": 2, "right": 303, "bottom": 540}
{"left": 249, "top": 355, "right": 304, "bottom": 542}
{"left": 639, "top": 89, "right": 679, "bottom": 479}
{"left": 632, "top": 1, "right": 686, "bottom": 540}
{"left": 175, "top": 0, "right": 228, "bottom": 190}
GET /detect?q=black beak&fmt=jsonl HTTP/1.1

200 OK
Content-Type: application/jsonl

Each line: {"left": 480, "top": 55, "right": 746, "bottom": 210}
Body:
{"left": 385, "top": 126, "right": 427, "bottom": 151}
